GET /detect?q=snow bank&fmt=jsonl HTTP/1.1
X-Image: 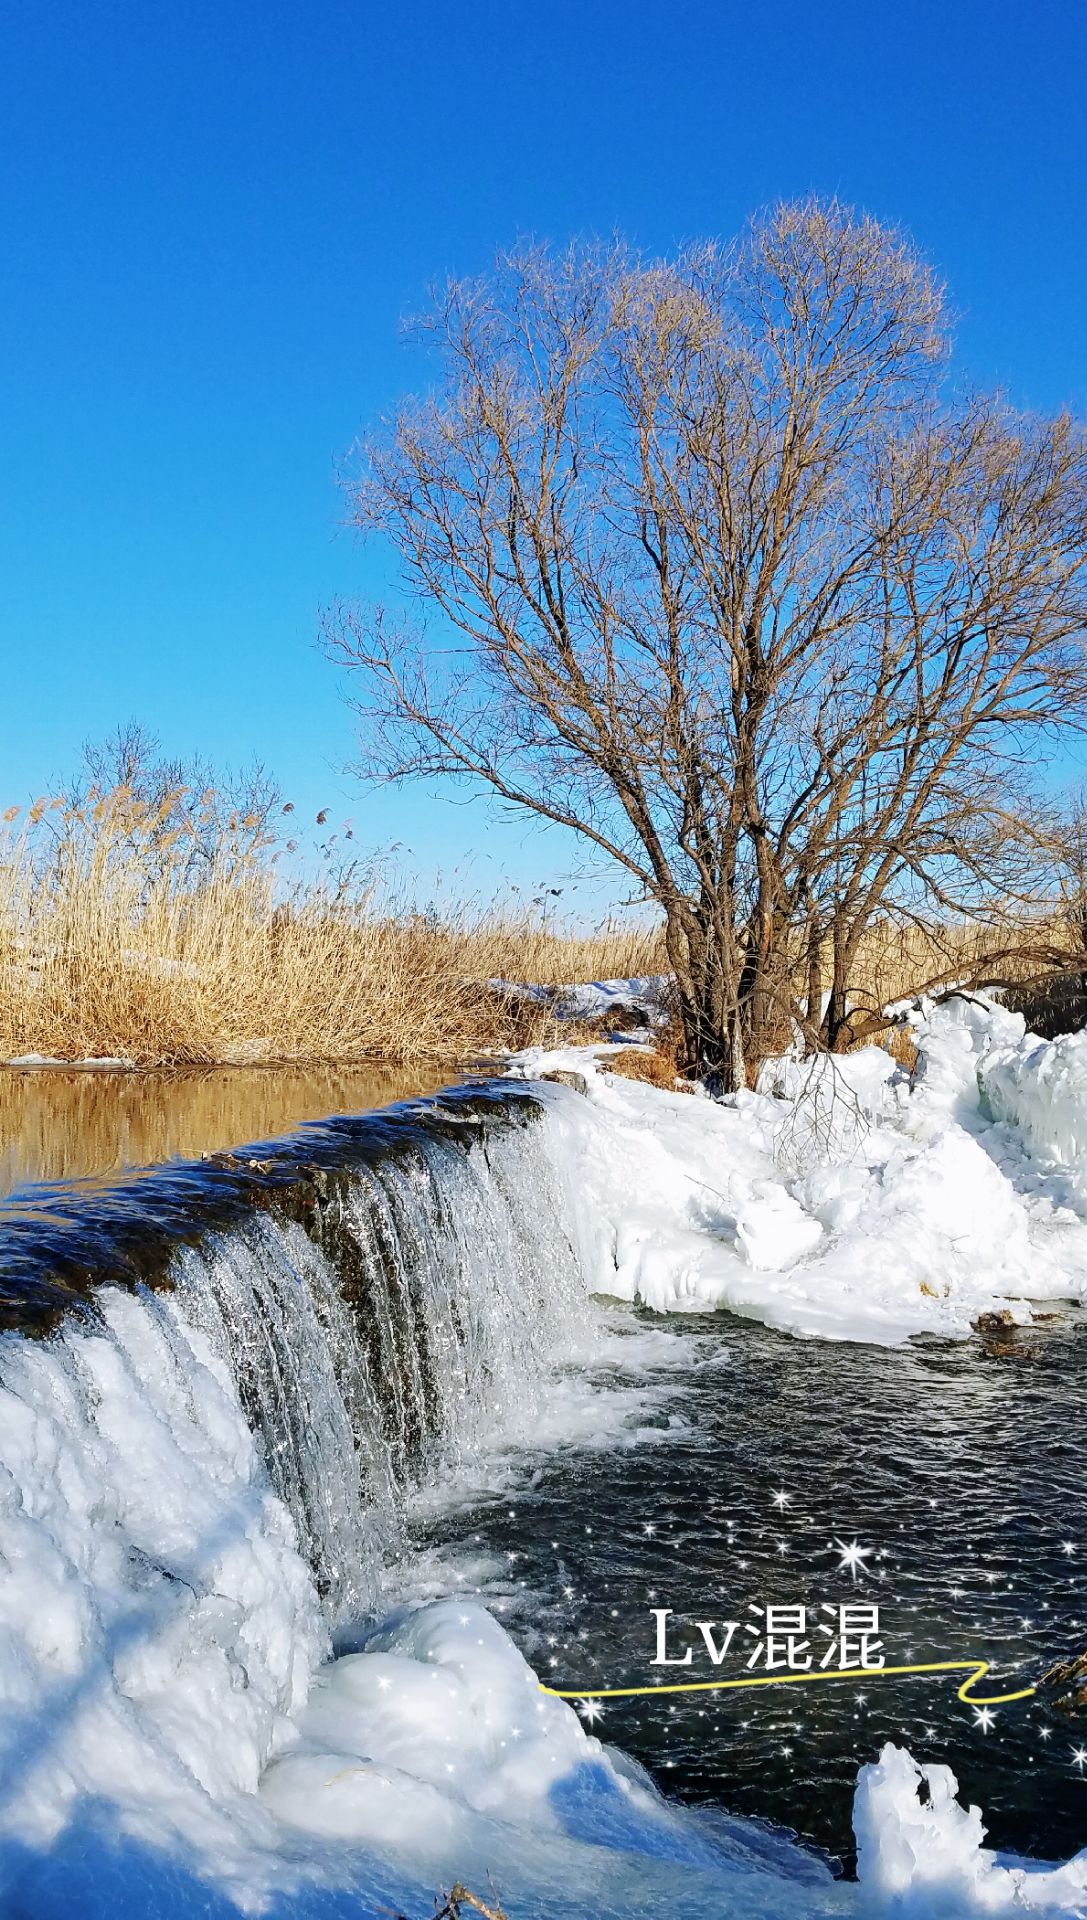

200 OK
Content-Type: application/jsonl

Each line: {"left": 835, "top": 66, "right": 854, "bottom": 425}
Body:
{"left": 491, "top": 975, "right": 670, "bottom": 1025}
{"left": 855, "top": 1743, "right": 1087, "bottom": 1914}
{"left": 510, "top": 993, "right": 1087, "bottom": 1343}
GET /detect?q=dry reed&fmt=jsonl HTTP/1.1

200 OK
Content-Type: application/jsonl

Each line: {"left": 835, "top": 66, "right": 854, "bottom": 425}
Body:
{"left": 0, "top": 790, "right": 664, "bottom": 1067}
{"left": 0, "top": 788, "right": 1076, "bottom": 1071}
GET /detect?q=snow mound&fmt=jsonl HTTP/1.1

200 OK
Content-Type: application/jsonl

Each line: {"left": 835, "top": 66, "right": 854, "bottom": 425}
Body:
{"left": 510, "top": 993, "right": 1087, "bottom": 1342}
{"left": 982, "top": 1026, "right": 1087, "bottom": 1177}
{"left": 855, "top": 1743, "right": 1087, "bottom": 1913}
{"left": 907, "top": 993, "right": 1028, "bottom": 1121}
{"left": 262, "top": 1598, "right": 618, "bottom": 1844}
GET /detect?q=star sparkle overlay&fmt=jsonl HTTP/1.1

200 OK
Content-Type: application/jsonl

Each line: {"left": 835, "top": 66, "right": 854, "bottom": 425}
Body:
{"left": 418, "top": 1310, "right": 1087, "bottom": 1871}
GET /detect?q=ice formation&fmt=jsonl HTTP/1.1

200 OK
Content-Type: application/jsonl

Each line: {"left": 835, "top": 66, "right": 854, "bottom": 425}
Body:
{"left": 510, "top": 993, "right": 1087, "bottom": 1342}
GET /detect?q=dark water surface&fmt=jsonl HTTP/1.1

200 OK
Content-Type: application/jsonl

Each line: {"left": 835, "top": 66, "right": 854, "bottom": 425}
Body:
{"left": 422, "top": 1309, "right": 1087, "bottom": 1873}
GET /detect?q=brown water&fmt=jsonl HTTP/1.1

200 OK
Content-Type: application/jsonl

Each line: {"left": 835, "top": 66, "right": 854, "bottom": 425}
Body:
{"left": 0, "top": 1062, "right": 460, "bottom": 1196}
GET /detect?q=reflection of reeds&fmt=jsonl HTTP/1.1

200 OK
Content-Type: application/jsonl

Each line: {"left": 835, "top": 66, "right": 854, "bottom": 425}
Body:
{"left": 0, "top": 789, "right": 664, "bottom": 1067}
{"left": 0, "top": 1062, "right": 460, "bottom": 1193}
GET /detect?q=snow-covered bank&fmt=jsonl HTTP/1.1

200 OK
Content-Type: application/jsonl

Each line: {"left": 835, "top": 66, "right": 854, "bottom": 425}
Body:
{"left": 510, "top": 994, "right": 1087, "bottom": 1343}
{"left": 490, "top": 975, "right": 670, "bottom": 1026}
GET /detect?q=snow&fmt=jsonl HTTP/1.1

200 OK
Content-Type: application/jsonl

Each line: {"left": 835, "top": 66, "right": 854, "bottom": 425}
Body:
{"left": 982, "top": 1026, "right": 1087, "bottom": 1181}
{"left": 490, "top": 975, "right": 670, "bottom": 1025}
{"left": 509, "top": 993, "right": 1087, "bottom": 1343}
{"left": 855, "top": 1743, "right": 1087, "bottom": 1913}
{"left": 3, "top": 1054, "right": 137, "bottom": 1070}
{"left": 261, "top": 1598, "right": 614, "bottom": 1842}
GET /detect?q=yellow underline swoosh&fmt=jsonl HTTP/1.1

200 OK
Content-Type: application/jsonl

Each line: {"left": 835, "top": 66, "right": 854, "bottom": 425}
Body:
{"left": 540, "top": 1658, "right": 1036, "bottom": 1707}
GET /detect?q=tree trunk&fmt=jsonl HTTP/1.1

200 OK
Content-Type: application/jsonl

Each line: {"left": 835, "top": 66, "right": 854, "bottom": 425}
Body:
{"left": 806, "top": 916, "right": 824, "bottom": 1034}
{"left": 664, "top": 902, "right": 746, "bottom": 1093}
{"left": 818, "top": 917, "right": 853, "bottom": 1050}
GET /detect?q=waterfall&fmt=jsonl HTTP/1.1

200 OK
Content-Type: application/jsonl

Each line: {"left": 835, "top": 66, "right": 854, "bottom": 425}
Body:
{"left": 0, "top": 1083, "right": 601, "bottom": 1886}
{"left": 173, "top": 1098, "right": 593, "bottom": 1620}
{"left": 0, "top": 1081, "right": 922, "bottom": 1920}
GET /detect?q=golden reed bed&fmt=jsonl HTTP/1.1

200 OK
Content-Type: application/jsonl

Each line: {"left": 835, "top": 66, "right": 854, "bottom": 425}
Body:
{"left": 0, "top": 788, "right": 1076, "bottom": 1070}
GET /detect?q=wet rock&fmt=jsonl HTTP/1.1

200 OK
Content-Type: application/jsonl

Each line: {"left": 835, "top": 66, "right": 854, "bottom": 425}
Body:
{"left": 973, "top": 1309, "right": 1016, "bottom": 1333}
{"left": 1038, "top": 1649, "right": 1087, "bottom": 1718}
{"left": 541, "top": 1069, "right": 589, "bottom": 1097}
{"left": 202, "top": 1150, "right": 280, "bottom": 1176}
{"left": 1039, "top": 1649, "right": 1087, "bottom": 1689}
{"left": 980, "top": 1339, "right": 1038, "bottom": 1363}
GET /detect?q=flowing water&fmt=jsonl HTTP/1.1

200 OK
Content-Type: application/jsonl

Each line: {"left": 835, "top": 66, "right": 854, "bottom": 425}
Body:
{"left": 416, "top": 1307, "right": 1087, "bottom": 1871}
{"left": 0, "top": 1077, "right": 1083, "bottom": 1912}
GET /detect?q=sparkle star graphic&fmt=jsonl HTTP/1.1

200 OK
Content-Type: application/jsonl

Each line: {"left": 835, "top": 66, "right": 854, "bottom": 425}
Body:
{"left": 835, "top": 1537, "right": 873, "bottom": 1582}
{"left": 1072, "top": 1746, "right": 1087, "bottom": 1772}
{"left": 973, "top": 1707, "right": 996, "bottom": 1733}
{"left": 771, "top": 1491, "right": 791, "bottom": 1510}
{"left": 577, "top": 1698, "right": 605, "bottom": 1726}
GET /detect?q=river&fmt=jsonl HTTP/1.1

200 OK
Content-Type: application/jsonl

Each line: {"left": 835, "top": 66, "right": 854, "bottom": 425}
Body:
{"left": 414, "top": 1305, "right": 1087, "bottom": 1870}
{"left": 0, "top": 1069, "right": 1083, "bottom": 1916}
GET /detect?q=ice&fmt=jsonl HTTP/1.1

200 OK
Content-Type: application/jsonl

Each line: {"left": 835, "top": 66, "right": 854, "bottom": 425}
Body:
{"left": 511, "top": 994, "right": 1087, "bottom": 1342}
{"left": 261, "top": 1599, "right": 599, "bottom": 1838}
{"left": 0, "top": 1287, "right": 325, "bottom": 1906}
{"left": 983, "top": 1026, "right": 1087, "bottom": 1187}
{"left": 855, "top": 1743, "right": 1087, "bottom": 1913}
{"left": 2, "top": 1053, "right": 137, "bottom": 1069}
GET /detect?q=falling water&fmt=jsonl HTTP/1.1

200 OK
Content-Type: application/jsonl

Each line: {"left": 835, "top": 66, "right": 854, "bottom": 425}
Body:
{"left": 0, "top": 1085, "right": 595, "bottom": 1637}
{"left": 173, "top": 1101, "right": 593, "bottom": 1620}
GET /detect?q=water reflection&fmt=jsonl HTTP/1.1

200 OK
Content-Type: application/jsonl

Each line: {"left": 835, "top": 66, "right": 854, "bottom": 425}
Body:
{"left": 0, "top": 1062, "right": 459, "bottom": 1195}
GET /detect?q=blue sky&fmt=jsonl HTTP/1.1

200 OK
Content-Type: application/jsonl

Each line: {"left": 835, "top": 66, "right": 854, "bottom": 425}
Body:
{"left": 2, "top": 0, "right": 1085, "bottom": 915}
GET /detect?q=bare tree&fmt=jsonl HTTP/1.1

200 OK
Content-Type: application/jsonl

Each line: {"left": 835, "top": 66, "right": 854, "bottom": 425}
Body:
{"left": 65, "top": 721, "right": 284, "bottom": 876}
{"left": 329, "top": 199, "right": 1087, "bottom": 1087}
